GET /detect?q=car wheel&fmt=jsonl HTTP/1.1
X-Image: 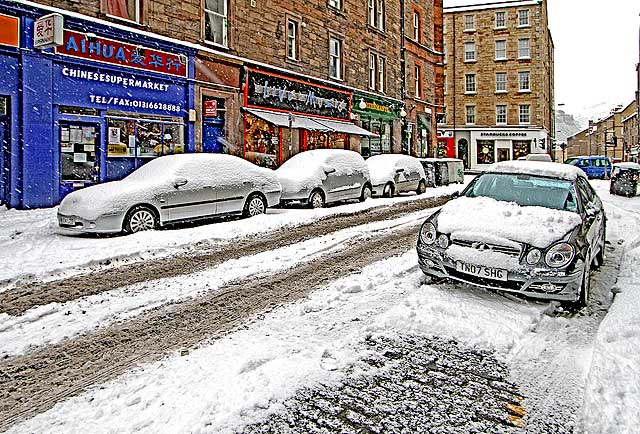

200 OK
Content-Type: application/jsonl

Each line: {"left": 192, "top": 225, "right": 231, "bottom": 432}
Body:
{"left": 125, "top": 205, "right": 158, "bottom": 234}
{"left": 309, "top": 190, "right": 325, "bottom": 208}
{"left": 360, "top": 184, "right": 372, "bottom": 202}
{"left": 567, "top": 253, "right": 591, "bottom": 311}
{"left": 416, "top": 180, "right": 427, "bottom": 195}
{"left": 383, "top": 183, "right": 394, "bottom": 198}
{"left": 243, "top": 193, "right": 267, "bottom": 218}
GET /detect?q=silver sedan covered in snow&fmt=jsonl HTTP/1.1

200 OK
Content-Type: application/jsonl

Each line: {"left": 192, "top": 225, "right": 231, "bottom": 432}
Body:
{"left": 58, "top": 154, "right": 282, "bottom": 234}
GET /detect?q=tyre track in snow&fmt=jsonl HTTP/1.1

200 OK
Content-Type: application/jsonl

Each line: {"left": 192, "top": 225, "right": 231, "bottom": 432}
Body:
{"left": 0, "top": 195, "right": 450, "bottom": 317}
{"left": 0, "top": 223, "right": 424, "bottom": 430}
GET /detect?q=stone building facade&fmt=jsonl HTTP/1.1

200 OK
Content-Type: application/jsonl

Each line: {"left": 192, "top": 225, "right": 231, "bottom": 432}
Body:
{"left": 441, "top": 0, "right": 554, "bottom": 170}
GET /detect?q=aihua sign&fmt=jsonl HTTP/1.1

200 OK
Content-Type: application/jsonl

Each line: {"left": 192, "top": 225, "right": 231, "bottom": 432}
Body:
{"left": 246, "top": 69, "right": 351, "bottom": 120}
{"left": 56, "top": 30, "right": 188, "bottom": 78}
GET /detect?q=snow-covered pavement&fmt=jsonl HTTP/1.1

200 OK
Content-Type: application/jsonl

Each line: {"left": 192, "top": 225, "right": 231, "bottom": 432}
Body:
{"left": 2, "top": 178, "right": 640, "bottom": 433}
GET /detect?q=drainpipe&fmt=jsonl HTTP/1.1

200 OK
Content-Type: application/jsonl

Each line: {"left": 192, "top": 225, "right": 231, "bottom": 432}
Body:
{"left": 400, "top": 0, "right": 406, "bottom": 154}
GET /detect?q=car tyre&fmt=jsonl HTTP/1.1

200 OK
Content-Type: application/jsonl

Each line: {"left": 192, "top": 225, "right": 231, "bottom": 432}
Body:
{"left": 243, "top": 193, "right": 267, "bottom": 218}
{"left": 383, "top": 182, "right": 395, "bottom": 198}
{"left": 360, "top": 184, "right": 372, "bottom": 202}
{"left": 594, "top": 226, "right": 606, "bottom": 268}
{"left": 124, "top": 205, "right": 158, "bottom": 234}
{"left": 567, "top": 253, "right": 591, "bottom": 311}
{"left": 416, "top": 180, "right": 427, "bottom": 195}
{"left": 309, "top": 190, "right": 325, "bottom": 208}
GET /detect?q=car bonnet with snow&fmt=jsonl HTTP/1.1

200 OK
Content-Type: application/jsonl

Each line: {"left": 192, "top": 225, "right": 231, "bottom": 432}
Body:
{"left": 366, "top": 154, "right": 425, "bottom": 186}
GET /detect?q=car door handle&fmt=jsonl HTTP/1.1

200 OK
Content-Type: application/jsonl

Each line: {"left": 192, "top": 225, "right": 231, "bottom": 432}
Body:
{"left": 203, "top": 185, "right": 215, "bottom": 189}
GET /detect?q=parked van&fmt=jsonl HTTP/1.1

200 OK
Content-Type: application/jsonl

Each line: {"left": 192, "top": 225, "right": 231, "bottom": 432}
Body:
{"left": 564, "top": 155, "right": 613, "bottom": 179}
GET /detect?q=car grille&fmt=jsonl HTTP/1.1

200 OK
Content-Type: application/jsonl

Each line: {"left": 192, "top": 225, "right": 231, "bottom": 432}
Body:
{"left": 450, "top": 239, "right": 522, "bottom": 257}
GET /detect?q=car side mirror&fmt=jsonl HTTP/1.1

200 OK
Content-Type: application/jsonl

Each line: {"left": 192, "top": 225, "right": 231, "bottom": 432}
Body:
{"left": 451, "top": 191, "right": 460, "bottom": 199}
{"left": 173, "top": 178, "right": 188, "bottom": 188}
{"left": 585, "top": 206, "right": 597, "bottom": 219}
{"left": 324, "top": 167, "right": 337, "bottom": 175}
{"left": 396, "top": 168, "right": 405, "bottom": 173}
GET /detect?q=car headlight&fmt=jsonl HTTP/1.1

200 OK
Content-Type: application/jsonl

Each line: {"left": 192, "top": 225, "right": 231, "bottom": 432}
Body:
{"left": 525, "top": 248, "right": 542, "bottom": 265}
{"left": 420, "top": 222, "right": 437, "bottom": 245}
{"left": 436, "top": 234, "right": 450, "bottom": 249}
{"left": 544, "top": 243, "right": 575, "bottom": 268}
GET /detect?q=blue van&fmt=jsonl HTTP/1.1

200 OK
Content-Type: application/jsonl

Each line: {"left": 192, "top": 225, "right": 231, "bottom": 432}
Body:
{"left": 564, "top": 156, "right": 613, "bottom": 179}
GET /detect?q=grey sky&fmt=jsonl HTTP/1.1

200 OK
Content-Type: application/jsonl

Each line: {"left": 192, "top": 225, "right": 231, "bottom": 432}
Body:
{"left": 443, "top": 0, "right": 640, "bottom": 122}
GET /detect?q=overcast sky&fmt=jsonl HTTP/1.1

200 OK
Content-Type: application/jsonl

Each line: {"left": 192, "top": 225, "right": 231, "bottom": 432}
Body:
{"left": 444, "top": 0, "right": 640, "bottom": 123}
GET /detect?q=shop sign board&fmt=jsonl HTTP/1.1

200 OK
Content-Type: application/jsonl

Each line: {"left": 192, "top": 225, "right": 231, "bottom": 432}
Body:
{"left": 34, "top": 13, "right": 64, "bottom": 49}
{"left": 0, "top": 14, "right": 20, "bottom": 48}
{"left": 56, "top": 30, "right": 188, "bottom": 78}
{"left": 53, "top": 64, "right": 186, "bottom": 116}
{"left": 479, "top": 131, "right": 529, "bottom": 138}
{"left": 246, "top": 69, "right": 351, "bottom": 120}
{"left": 203, "top": 100, "right": 217, "bottom": 117}
{"left": 351, "top": 94, "right": 399, "bottom": 120}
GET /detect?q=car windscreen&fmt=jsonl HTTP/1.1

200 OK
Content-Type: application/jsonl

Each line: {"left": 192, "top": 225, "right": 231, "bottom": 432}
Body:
{"left": 564, "top": 158, "right": 578, "bottom": 165}
{"left": 464, "top": 173, "right": 578, "bottom": 212}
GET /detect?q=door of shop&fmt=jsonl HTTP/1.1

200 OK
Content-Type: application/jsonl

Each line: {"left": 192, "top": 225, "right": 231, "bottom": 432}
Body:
{"left": 59, "top": 121, "right": 101, "bottom": 199}
{"left": 203, "top": 118, "right": 224, "bottom": 153}
{"left": 0, "top": 110, "right": 9, "bottom": 204}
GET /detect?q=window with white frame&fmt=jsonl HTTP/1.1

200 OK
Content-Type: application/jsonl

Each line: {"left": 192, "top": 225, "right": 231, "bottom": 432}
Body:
{"left": 518, "top": 9, "right": 529, "bottom": 26}
{"left": 496, "top": 72, "right": 507, "bottom": 92}
{"left": 495, "top": 40, "right": 506, "bottom": 60}
{"left": 465, "top": 74, "right": 476, "bottom": 93}
{"left": 443, "top": 73, "right": 447, "bottom": 95}
{"left": 106, "top": 0, "right": 142, "bottom": 22}
{"left": 329, "top": 37, "right": 342, "bottom": 79}
{"left": 368, "top": 0, "right": 385, "bottom": 31}
{"left": 204, "top": 0, "right": 228, "bottom": 47}
{"left": 495, "top": 11, "right": 506, "bottom": 28}
{"left": 518, "top": 38, "right": 530, "bottom": 58}
{"left": 466, "top": 106, "right": 476, "bottom": 124}
{"left": 377, "top": 56, "right": 385, "bottom": 91}
{"left": 496, "top": 105, "right": 507, "bottom": 124}
{"left": 328, "top": 0, "right": 341, "bottom": 10}
{"left": 369, "top": 53, "right": 376, "bottom": 90}
{"left": 464, "top": 41, "right": 476, "bottom": 62}
{"left": 413, "top": 12, "right": 420, "bottom": 41}
{"left": 286, "top": 19, "right": 298, "bottom": 60}
{"left": 519, "top": 104, "right": 531, "bottom": 124}
{"left": 369, "top": 52, "right": 386, "bottom": 92}
{"left": 518, "top": 71, "right": 530, "bottom": 91}
{"left": 414, "top": 65, "right": 421, "bottom": 98}
{"left": 443, "top": 41, "right": 447, "bottom": 63}
{"left": 464, "top": 14, "right": 475, "bottom": 31}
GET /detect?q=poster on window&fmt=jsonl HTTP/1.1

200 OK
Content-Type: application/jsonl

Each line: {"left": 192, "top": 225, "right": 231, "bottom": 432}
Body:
{"left": 476, "top": 140, "right": 495, "bottom": 165}
{"left": 108, "top": 127, "right": 121, "bottom": 144}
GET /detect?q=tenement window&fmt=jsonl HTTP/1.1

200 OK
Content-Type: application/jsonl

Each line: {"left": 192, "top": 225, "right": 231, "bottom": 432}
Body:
{"left": 368, "top": 0, "right": 385, "bottom": 31}
{"left": 495, "top": 40, "right": 506, "bottom": 60}
{"left": 496, "top": 72, "right": 507, "bottom": 92}
{"left": 286, "top": 19, "right": 298, "bottom": 60}
{"left": 466, "top": 106, "right": 476, "bottom": 124}
{"left": 413, "top": 12, "right": 420, "bottom": 42}
{"left": 519, "top": 104, "right": 531, "bottom": 124}
{"left": 106, "top": 0, "right": 142, "bottom": 22}
{"left": 328, "top": 0, "right": 341, "bottom": 10}
{"left": 414, "top": 65, "right": 421, "bottom": 98}
{"left": 204, "top": 0, "right": 228, "bottom": 47}
{"left": 495, "top": 11, "right": 506, "bottom": 28}
{"left": 518, "top": 38, "right": 530, "bottom": 58}
{"left": 518, "top": 71, "right": 530, "bottom": 91}
{"left": 464, "top": 14, "right": 475, "bottom": 31}
{"left": 518, "top": 9, "right": 530, "bottom": 27}
{"left": 496, "top": 105, "right": 507, "bottom": 124}
{"left": 329, "top": 37, "right": 342, "bottom": 79}
{"left": 464, "top": 41, "right": 476, "bottom": 62}
{"left": 465, "top": 74, "right": 476, "bottom": 93}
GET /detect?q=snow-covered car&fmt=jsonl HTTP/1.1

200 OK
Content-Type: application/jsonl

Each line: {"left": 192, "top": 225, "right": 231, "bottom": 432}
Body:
{"left": 366, "top": 154, "right": 427, "bottom": 197}
{"left": 58, "top": 154, "right": 282, "bottom": 234}
{"left": 609, "top": 162, "right": 640, "bottom": 197}
{"left": 276, "top": 149, "right": 372, "bottom": 208}
{"left": 417, "top": 160, "right": 606, "bottom": 308}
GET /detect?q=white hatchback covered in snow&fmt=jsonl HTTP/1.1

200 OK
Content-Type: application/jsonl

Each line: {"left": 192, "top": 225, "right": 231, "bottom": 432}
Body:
{"left": 276, "top": 149, "right": 372, "bottom": 208}
{"left": 366, "top": 154, "right": 427, "bottom": 197}
{"left": 58, "top": 154, "right": 282, "bottom": 234}
{"left": 417, "top": 160, "right": 606, "bottom": 308}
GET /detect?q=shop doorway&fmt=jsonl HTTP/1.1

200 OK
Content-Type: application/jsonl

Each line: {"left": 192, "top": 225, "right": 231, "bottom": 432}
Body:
{"left": 203, "top": 118, "right": 224, "bottom": 153}
{"left": 498, "top": 148, "right": 511, "bottom": 162}
{"left": 59, "top": 121, "right": 100, "bottom": 197}
{"left": 457, "top": 138, "right": 469, "bottom": 168}
{"left": 0, "top": 96, "right": 10, "bottom": 204}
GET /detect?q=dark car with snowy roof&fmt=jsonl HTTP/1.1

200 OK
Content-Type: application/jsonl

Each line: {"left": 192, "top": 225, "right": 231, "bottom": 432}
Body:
{"left": 609, "top": 162, "right": 640, "bottom": 197}
{"left": 416, "top": 161, "right": 606, "bottom": 309}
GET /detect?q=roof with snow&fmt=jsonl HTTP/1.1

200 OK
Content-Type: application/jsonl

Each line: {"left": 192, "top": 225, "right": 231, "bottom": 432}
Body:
{"left": 444, "top": 0, "right": 541, "bottom": 13}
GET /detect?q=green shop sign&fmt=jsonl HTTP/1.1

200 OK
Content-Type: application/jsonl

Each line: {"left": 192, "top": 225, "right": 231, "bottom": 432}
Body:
{"left": 352, "top": 93, "right": 401, "bottom": 120}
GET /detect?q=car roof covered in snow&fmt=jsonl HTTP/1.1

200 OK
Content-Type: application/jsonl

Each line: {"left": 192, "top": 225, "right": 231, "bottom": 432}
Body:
{"left": 486, "top": 160, "right": 587, "bottom": 181}
{"left": 614, "top": 162, "right": 640, "bottom": 170}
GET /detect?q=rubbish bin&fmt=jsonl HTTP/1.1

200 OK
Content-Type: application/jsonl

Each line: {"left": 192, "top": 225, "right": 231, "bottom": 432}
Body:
{"left": 436, "top": 160, "right": 449, "bottom": 186}
{"left": 442, "top": 158, "right": 464, "bottom": 184}
{"left": 417, "top": 158, "right": 437, "bottom": 187}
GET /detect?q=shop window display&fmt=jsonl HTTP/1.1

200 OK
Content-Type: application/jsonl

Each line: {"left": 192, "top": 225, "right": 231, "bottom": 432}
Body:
{"left": 60, "top": 124, "right": 98, "bottom": 181}
{"left": 513, "top": 140, "right": 531, "bottom": 160}
{"left": 107, "top": 118, "right": 184, "bottom": 158}
{"left": 361, "top": 118, "right": 391, "bottom": 156}
{"left": 477, "top": 140, "right": 495, "bottom": 165}
{"left": 245, "top": 115, "right": 280, "bottom": 168}
{"left": 303, "top": 131, "right": 347, "bottom": 151}
{"left": 436, "top": 140, "right": 448, "bottom": 158}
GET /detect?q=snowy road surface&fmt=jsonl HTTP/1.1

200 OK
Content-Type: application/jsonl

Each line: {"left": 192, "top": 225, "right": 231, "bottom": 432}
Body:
{"left": 0, "top": 180, "right": 639, "bottom": 433}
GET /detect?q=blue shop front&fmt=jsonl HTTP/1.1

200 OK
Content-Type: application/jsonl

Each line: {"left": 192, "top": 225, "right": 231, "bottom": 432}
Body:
{"left": 0, "top": 3, "right": 196, "bottom": 209}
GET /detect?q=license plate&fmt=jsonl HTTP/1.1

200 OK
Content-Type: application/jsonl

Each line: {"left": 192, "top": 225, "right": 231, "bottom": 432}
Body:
{"left": 59, "top": 216, "right": 75, "bottom": 226}
{"left": 456, "top": 261, "right": 507, "bottom": 281}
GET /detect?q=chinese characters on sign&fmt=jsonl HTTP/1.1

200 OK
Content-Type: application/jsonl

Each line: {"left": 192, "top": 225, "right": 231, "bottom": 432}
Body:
{"left": 34, "top": 13, "right": 64, "bottom": 49}
{"left": 56, "top": 30, "right": 188, "bottom": 78}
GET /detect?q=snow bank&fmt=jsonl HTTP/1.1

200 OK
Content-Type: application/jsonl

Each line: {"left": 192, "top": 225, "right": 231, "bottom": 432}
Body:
{"left": 489, "top": 160, "right": 586, "bottom": 181}
{"left": 438, "top": 196, "right": 582, "bottom": 248}
{"left": 276, "top": 149, "right": 369, "bottom": 194}
{"left": 366, "top": 154, "right": 426, "bottom": 186}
